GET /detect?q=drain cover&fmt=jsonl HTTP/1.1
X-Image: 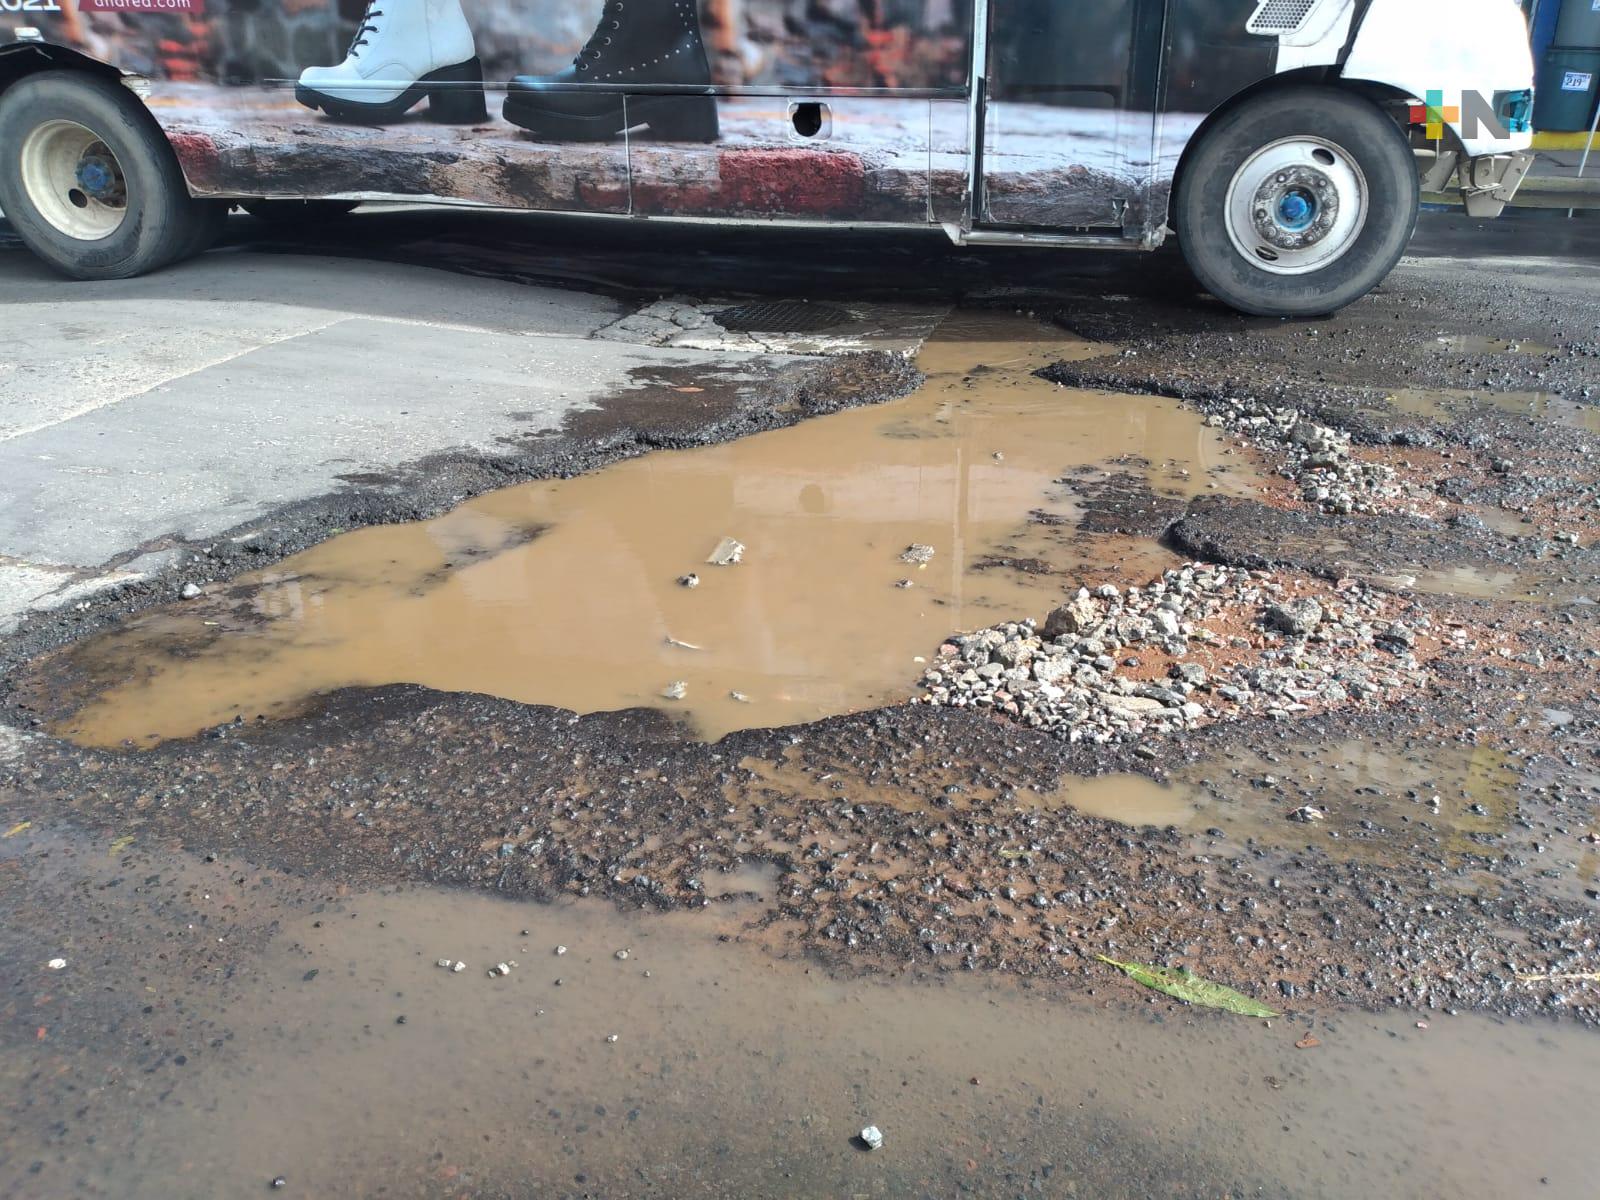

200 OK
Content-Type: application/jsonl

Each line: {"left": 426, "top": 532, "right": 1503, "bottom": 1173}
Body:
{"left": 713, "top": 300, "right": 851, "bottom": 334}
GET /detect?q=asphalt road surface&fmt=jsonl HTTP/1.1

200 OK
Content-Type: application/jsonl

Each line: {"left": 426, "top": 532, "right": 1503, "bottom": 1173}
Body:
{"left": 3, "top": 206, "right": 1600, "bottom": 1199}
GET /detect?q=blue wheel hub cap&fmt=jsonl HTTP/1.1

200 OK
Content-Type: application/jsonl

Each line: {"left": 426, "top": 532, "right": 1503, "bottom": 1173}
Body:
{"left": 75, "top": 156, "right": 117, "bottom": 199}
{"left": 1276, "top": 187, "right": 1317, "bottom": 232}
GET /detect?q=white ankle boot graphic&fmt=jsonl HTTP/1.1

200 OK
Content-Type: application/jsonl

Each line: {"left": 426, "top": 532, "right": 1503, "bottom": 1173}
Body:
{"left": 296, "top": 0, "right": 486, "bottom": 124}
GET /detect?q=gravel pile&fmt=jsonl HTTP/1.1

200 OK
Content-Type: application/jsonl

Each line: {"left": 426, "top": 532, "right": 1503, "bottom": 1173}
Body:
{"left": 1196, "top": 400, "right": 1402, "bottom": 516}
{"left": 916, "top": 563, "right": 1438, "bottom": 745}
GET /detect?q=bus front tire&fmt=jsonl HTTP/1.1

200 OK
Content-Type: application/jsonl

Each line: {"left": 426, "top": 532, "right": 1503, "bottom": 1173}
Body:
{"left": 1174, "top": 86, "right": 1419, "bottom": 318}
{"left": 0, "top": 71, "right": 211, "bottom": 281}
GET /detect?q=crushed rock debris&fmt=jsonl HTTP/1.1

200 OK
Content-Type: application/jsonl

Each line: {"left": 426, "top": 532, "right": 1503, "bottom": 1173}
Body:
{"left": 1189, "top": 394, "right": 1404, "bottom": 516}
{"left": 916, "top": 562, "right": 1506, "bottom": 745}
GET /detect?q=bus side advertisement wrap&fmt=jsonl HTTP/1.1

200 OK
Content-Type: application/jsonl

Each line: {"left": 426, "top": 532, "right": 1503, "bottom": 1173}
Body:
{"left": 19, "top": 1, "right": 1398, "bottom": 236}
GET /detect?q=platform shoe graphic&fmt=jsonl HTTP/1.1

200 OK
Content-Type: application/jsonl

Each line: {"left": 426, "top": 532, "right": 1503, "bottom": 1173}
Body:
{"left": 296, "top": 0, "right": 488, "bottom": 124}
{"left": 503, "top": 0, "right": 719, "bottom": 142}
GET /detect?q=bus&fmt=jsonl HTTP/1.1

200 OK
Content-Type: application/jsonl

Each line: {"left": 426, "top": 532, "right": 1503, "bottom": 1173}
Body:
{"left": 0, "top": 0, "right": 1535, "bottom": 316}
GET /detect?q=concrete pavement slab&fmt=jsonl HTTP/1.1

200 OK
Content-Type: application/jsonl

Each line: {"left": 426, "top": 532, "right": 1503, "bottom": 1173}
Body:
{"left": 2, "top": 316, "right": 786, "bottom": 567}
{"left": 0, "top": 245, "right": 624, "bottom": 338}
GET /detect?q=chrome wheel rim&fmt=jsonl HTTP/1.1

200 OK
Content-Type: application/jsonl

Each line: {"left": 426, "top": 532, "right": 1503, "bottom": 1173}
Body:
{"left": 19, "top": 120, "right": 129, "bottom": 241}
{"left": 1224, "top": 136, "right": 1368, "bottom": 276}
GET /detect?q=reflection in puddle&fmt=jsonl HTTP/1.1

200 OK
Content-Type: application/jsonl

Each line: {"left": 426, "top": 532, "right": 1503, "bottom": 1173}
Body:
{"left": 52, "top": 313, "right": 1262, "bottom": 746}
{"left": 23, "top": 880, "right": 1599, "bottom": 1199}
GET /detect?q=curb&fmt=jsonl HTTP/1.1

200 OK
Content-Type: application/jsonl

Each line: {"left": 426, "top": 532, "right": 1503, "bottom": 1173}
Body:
{"left": 1532, "top": 131, "right": 1600, "bottom": 151}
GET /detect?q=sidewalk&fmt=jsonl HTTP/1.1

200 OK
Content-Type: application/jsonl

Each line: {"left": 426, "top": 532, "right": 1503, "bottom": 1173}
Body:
{"left": 1521, "top": 137, "right": 1600, "bottom": 207}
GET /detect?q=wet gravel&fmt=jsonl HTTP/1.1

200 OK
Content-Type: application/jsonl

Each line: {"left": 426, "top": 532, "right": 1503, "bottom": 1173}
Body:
{"left": 1045, "top": 271, "right": 1600, "bottom": 556}
{"left": 4, "top": 623, "right": 1597, "bottom": 1028}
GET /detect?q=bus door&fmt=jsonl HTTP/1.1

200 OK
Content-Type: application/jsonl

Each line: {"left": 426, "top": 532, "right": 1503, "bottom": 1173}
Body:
{"left": 976, "top": 0, "right": 1167, "bottom": 234}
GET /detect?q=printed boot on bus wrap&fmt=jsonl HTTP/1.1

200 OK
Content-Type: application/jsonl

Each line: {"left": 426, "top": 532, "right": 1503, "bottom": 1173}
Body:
{"left": 296, "top": 0, "right": 487, "bottom": 124}
{"left": 503, "top": 0, "right": 719, "bottom": 142}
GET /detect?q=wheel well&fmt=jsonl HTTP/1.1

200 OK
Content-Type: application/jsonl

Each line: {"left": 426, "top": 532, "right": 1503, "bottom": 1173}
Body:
{"left": 0, "top": 42, "right": 123, "bottom": 95}
{"left": 1170, "top": 71, "right": 1420, "bottom": 217}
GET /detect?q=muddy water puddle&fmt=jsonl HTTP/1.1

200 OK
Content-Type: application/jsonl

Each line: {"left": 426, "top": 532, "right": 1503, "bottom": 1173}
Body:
{"left": 1383, "top": 386, "right": 1600, "bottom": 435}
{"left": 732, "top": 733, "right": 1526, "bottom": 858}
{"left": 1014, "top": 738, "right": 1526, "bottom": 861}
{"left": 734, "top": 745, "right": 1202, "bottom": 827}
{"left": 1171, "top": 737, "right": 1525, "bottom": 859}
{"left": 1408, "top": 563, "right": 1562, "bottom": 601}
{"left": 49, "top": 313, "right": 1263, "bottom": 747}
{"left": 10, "top": 861, "right": 1599, "bottom": 1200}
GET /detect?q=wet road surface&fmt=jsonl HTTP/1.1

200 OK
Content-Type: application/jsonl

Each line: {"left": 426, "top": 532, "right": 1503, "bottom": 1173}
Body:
{"left": 4, "top": 207, "right": 1600, "bottom": 1197}
{"left": 5, "top": 829, "right": 1598, "bottom": 1200}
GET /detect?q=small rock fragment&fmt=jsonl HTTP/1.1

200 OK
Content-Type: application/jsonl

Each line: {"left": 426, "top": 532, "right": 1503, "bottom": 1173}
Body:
{"left": 859, "top": 1125, "right": 884, "bottom": 1151}
{"left": 180, "top": 582, "right": 202, "bottom": 599}
{"left": 1265, "top": 598, "right": 1323, "bottom": 638}
{"left": 706, "top": 537, "right": 745, "bottom": 566}
{"left": 1043, "top": 594, "right": 1099, "bottom": 638}
{"left": 661, "top": 681, "right": 689, "bottom": 701}
{"left": 46, "top": 958, "right": 66, "bottom": 971}
{"left": 678, "top": 573, "right": 700, "bottom": 589}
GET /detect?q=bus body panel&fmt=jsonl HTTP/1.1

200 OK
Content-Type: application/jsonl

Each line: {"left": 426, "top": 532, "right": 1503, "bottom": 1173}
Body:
{"left": 2, "top": 0, "right": 1535, "bottom": 241}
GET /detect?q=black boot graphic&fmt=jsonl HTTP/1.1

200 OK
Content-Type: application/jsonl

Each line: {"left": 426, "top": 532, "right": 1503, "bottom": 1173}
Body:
{"left": 503, "top": 0, "right": 719, "bottom": 142}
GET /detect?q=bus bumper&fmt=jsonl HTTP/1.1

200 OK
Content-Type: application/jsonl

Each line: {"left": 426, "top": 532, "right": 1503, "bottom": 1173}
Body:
{"left": 1423, "top": 149, "right": 1535, "bottom": 217}
{"left": 1458, "top": 150, "right": 1535, "bottom": 217}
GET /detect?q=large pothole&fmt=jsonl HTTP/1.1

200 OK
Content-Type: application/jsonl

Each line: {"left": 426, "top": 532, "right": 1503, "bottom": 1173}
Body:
{"left": 29, "top": 313, "right": 1266, "bottom": 747}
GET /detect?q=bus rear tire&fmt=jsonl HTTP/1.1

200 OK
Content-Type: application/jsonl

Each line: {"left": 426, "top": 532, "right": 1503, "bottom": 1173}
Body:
{"left": 0, "top": 71, "right": 208, "bottom": 280}
{"left": 1174, "top": 86, "right": 1419, "bottom": 318}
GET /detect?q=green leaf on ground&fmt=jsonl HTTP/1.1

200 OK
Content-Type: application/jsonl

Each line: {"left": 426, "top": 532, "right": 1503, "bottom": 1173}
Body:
{"left": 1095, "top": 955, "right": 1279, "bottom": 1017}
